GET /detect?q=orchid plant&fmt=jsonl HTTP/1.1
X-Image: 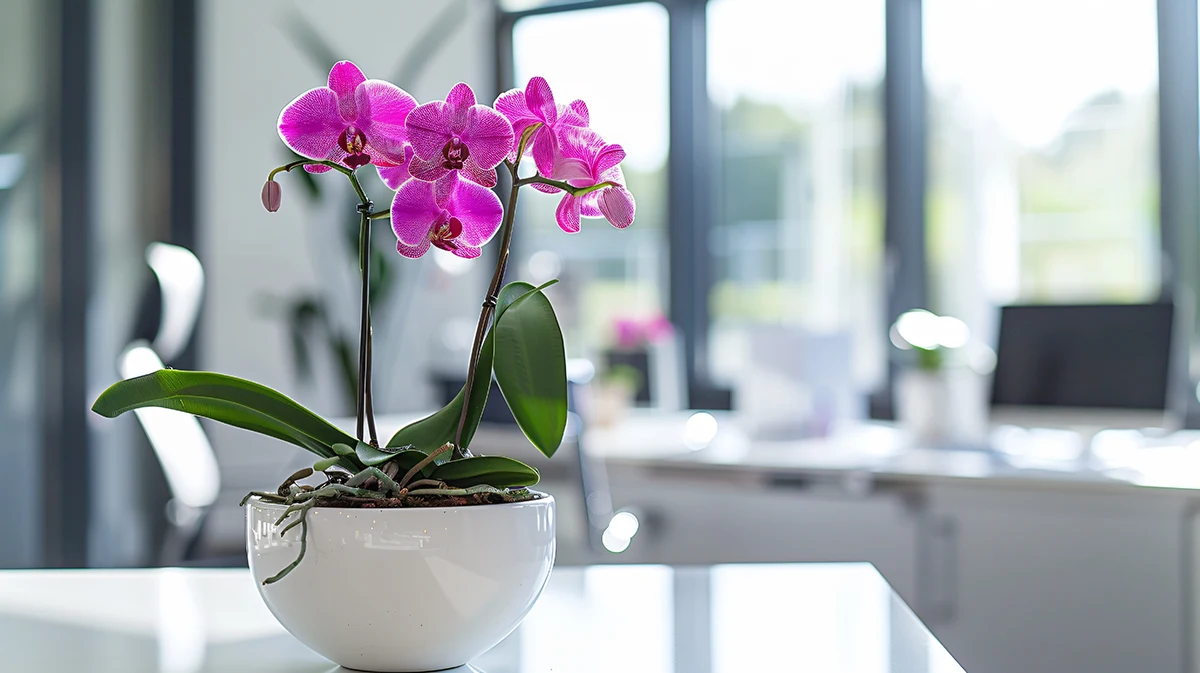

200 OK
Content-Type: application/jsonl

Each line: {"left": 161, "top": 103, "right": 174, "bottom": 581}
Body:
{"left": 91, "top": 62, "right": 634, "bottom": 583}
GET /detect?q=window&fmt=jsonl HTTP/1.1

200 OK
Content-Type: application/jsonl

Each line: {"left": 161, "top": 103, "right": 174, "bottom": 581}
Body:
{"left": 503, "top": 0, "right": 1197, "bottom": 415}
{"left": 925, "top": 0, "right": 1160, "bottom": 340}
{"left": 510, "top": 3, "right": 670, "bottom": 361}
{"left": 707, "top": 0, "right": 887, "bottom": 395}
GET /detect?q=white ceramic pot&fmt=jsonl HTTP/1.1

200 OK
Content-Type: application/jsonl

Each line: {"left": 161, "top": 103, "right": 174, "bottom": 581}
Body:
{"left": 246, "top": 495, "right": 555, "bottom": 672}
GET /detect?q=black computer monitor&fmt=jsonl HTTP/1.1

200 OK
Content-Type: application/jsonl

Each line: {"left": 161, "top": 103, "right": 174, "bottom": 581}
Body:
{"left": 990, "top": 303, "right": 1178, "bottom": 428}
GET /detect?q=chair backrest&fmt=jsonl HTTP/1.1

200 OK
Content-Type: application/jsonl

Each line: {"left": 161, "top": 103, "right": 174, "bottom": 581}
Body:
{"left": 119, "top": 342, "right": 220, "bottom": 510}
{"left": 120, "top": 242, "right": 219, "bottom": 511}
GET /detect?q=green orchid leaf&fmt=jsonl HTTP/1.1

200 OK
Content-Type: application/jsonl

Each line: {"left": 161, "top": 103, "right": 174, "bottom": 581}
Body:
{"left": 91, "top": 369, "right": 360, "bottom": 465}
{"left": 496, "top": 279, "right": 558, "bottom": 321}
{"left": 492, "top": 285, "right": 568, "bottom": 458}
{"left": 354, "top": 441, "right": 390, "bottom": 465}
{"left": 356, "top": 442, "right": 430, "bottom": 475}
{"left": 385, "top": 280, "right": 559, "bottom": 454}
{"left": 430, "top": 455, "right": 540, "bottom": 488}
{"left": 312, "top": 457, "right": 341, "bottom": 472}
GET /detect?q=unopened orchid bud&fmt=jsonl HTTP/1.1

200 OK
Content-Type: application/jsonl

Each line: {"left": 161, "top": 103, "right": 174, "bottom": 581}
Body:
{"left": 261, "top": 179, "right": 282, "bottom": 212}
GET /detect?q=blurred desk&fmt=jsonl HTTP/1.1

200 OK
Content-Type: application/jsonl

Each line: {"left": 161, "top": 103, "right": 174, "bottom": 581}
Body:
{"left": 589, "top": 412, "right": 1200, "bottom": 673}
{"left": 0, "top": 564, "right": 962, "bottom": 672}
{"left": 589, "top": 411, "right": 1200, "bottom": 492}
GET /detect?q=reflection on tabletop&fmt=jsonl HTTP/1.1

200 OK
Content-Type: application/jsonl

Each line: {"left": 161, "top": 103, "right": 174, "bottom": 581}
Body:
{"left": 0, "top": 564, "right": 962, "bottom": 673}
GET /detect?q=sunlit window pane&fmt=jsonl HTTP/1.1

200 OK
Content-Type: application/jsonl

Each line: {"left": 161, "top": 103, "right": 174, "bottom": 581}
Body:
{"left": 707, "top": 0, "right": 887, "bottom": 396}
{"left": 925, "top": 0, "right": 1160, "bottom": 336}
{"left": 511, "top": 3, "right": 669, "bottom": 359}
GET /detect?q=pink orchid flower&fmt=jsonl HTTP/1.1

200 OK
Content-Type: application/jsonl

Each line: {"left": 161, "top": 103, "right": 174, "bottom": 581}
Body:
{"left": 277, "top": 61, "right": 416, "bottom": 187}
{"left": 404, "top": 83, "right": 514, "bottom": 189}
{"left": 494, "top": 76, "right": 589, "bottom": 180}
{"left": 391, "top": 174, "right": 503, "bottom": 260}
{"left": 550, "top": 127, "right": 636, "bottom": 233}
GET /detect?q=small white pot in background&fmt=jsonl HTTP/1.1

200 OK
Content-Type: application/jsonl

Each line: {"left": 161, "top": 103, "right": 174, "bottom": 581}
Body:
{"left": 246, "top": 495, "right": 556, "bottom": 672}
{"left": 896, "top": 369, "right": 951, "bottom": 445}
{"left": 896, "top": 367, "right": 989, "bottom": 446}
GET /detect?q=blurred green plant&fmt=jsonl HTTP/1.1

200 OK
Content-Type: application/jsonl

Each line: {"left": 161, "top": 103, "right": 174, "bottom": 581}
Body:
{"left": 269, "top": 1, "right": 468, "bottom": 413}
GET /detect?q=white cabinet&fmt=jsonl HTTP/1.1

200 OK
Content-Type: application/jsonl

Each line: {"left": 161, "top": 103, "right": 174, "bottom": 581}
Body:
{"left": 922, "top": 486, "right": 1187, "bottom": 673}
{"left": 605, "top": 464, "right": 921, "bottom": 603}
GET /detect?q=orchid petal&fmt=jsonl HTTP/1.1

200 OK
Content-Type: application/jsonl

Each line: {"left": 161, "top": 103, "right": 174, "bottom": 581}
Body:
{"left": 409, "top": 155, "right": 451, "bottom": 183}
{"left": 461, "top": 105, "right": 514, "bottom": 170}
{"left": 507, "top": 120, "right": 537, "bottom": 160}
{"left": 370, "top": 136, "right": 411, "bottom": 171}
{"left": 494, "top": 88, "right": 534, "bottom": 125}
{"left": 555, "top": 194, "right": 582, "bottom": 234}
{"left": 566, "top": 99, "right": 590, "bottom": 126}
{"left": 580, "top": 192, "right": 604, "bottom": 218}
{"left": 304, "top": 164, "right": 333, "bottom": 174}
{"left": 377, "top": 164, "right": 410, "bottom": 190}
{"left": 356, "top": 80, "right": 416, "bottom": 160}
{"left": 553, "top": 156, "right": 593, "bottom": 184}
{"left": 396, "top": 238, "right": 432, "bottom": 259}
{"left": 461, "top": 156, "right": 498, "bottom": 188}
{"left": 447, "top": 178, "right": 504, "bottom": 247}
{"left": 433, "top": 174, "right": 455, "bottom": 207}
{"left": 390, "top": 179, "right": 442, "bottom": 246}
{"left": 278, "top": 87, "right": 343, "bottom": 161}
{"left": 553, "top": 126, "right": 606, "bottom": 174}
{"left": 531, "top": 126, "right": 557, "bottom": 177}
{"left": 405, "top": 101, "right": 451, "bottom": 160}
{"left": 444, "top": 244, "right": 482, "bottom": 260}
{"left": 495, "top": 88, "right": 539, "bottom": 159}
{"left": 446, "top": 82, "right": 476, "bottom": 135}
{"left": 532, "top": 181, "right": 561, "bottom": 194}
{"left": 377, "top": 152, "right": 414, "bottom": 189}
{"left": 599, "top": 186, "right": 636, "bottom": 228}
{"left": 328, "top": 61, "right": 366, "bottom": 121}
{"left": 524, "top": 76, "right": 557, "bottom": 124}
{"left": 594, "top": 143, "right": 626, "bottom": 176}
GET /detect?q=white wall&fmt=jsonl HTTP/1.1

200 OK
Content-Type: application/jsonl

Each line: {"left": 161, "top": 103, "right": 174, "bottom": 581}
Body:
{"left": 200, "top": 0, "right": 496, "bottom": 492}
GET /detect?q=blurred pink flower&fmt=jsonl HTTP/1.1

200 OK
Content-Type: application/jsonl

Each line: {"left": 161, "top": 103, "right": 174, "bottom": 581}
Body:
{"left": 277, "top": 61, "right": 416, "bottom": 186}
{"left": 405, "top": 83, "right": 514, "bottom": 189}
{"left": 390, "top": 174, "right": 503, "bottom": 260}
{"left": 614, "top": 319, "right": 642, "bottom": 350}
{"left": 613, "top": 315, "right": 674, "bottom": 349}
{"left": 550, "top": 127, "right": 636, "bottom": 233}
{"left": 494, "top": 76, "right": 589, "bottom": 180}
{"left": 644, "top": 315, "right": 675, "bottom": 342}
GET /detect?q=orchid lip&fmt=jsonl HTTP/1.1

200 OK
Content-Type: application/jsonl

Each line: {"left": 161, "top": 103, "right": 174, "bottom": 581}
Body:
{"left": 430, "top": 215, "right": 464, "bottom": 251}
{"left": 338, "top": 126, "right": 371, "bottom": 168}
{"left": 441, "top": 137, "right": 470, "bottom": 171}
{"left": 339, "top": 126, "right": 367, "bottom": 154}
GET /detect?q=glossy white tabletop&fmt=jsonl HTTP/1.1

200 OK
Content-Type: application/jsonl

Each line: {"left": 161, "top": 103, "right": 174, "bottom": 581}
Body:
{"left": 0, "top": 563, "right": 962, "bottom": 673}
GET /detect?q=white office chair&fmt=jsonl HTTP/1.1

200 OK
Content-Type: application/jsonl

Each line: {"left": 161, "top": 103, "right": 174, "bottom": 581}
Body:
{"left": 118, "top": 242, "right": 220, "bottom": 565}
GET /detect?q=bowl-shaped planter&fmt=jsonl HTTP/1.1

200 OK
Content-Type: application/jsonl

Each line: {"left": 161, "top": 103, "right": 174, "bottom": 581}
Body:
{"left": 246, "top": 495, "right": 555, "bottom": 672}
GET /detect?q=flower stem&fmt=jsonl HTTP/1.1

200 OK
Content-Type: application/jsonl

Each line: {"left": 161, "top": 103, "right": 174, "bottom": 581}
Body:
{"left": 515, "top": 175, "right": 620, "bottom": 197}
{"left": 268, "top": 159, "right": 355, "bottom": 181}
{"left": 452, "top": 162, "right": 523, "bottom": 458}
{"left": 355, "top": 205, "right": 378, "bottom": 446}
{"left": 272, "top": 161, "right": 379, "bottom": 442}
